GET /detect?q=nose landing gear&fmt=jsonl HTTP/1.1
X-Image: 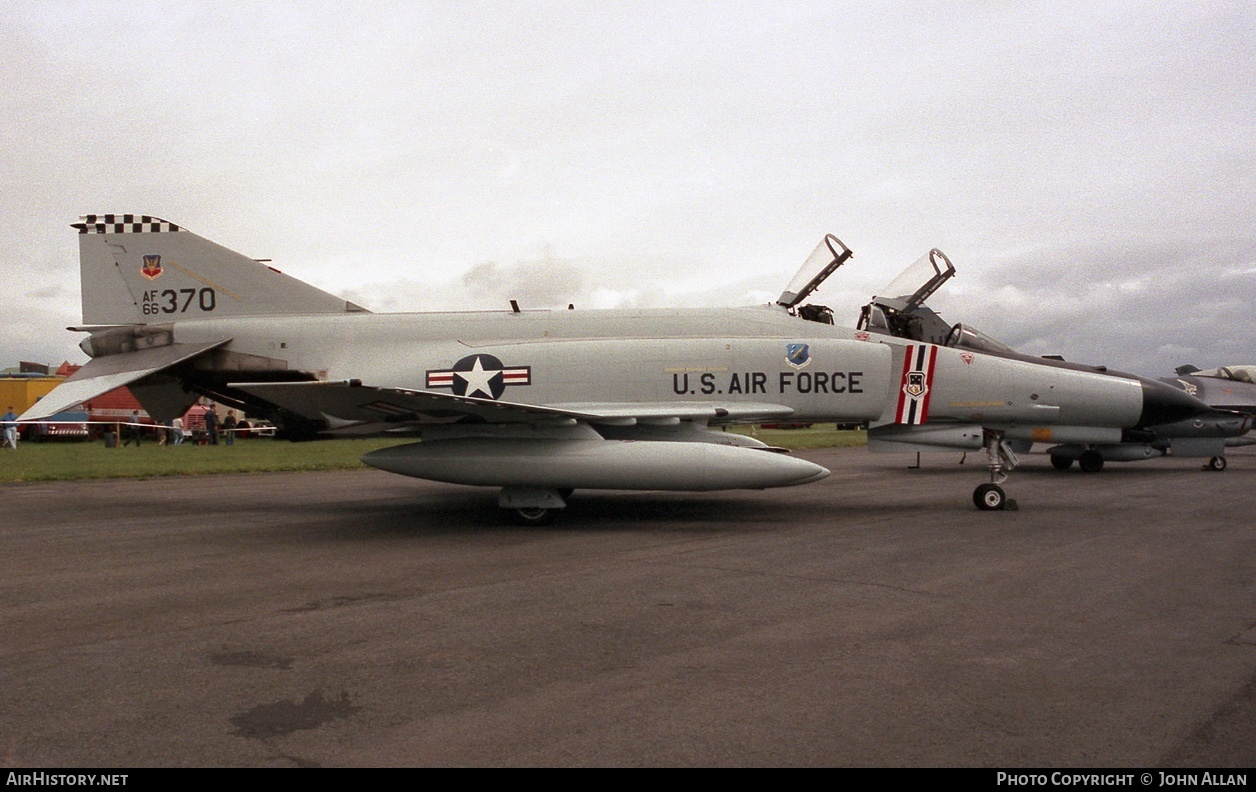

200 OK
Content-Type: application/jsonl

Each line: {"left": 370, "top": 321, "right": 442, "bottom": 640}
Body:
{"left": 974, "top": 430, "right": 1020, "bottom": 511}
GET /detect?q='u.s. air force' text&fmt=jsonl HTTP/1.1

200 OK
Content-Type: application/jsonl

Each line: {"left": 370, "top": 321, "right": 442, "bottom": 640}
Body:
{"left": 672, "top": 371, "right": 865, "bottom": 396}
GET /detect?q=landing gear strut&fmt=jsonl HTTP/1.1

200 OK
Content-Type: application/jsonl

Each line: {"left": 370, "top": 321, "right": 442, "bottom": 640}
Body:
{"left": 1205, "top": 456, "right": 1227, "bottom": 472}
{"left": 974, "top": 430, "right": 1020, "bottom": 511}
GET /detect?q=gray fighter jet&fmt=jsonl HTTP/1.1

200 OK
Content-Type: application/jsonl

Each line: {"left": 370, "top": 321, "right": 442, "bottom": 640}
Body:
{"left": 1047, "top": 365, "right": 1256, "bottom": 472}
{"left": 1170, "top": 365, "right": 1256, "bottom": 415}
{"left": 21, "top": 216, "right": 1205, "bottom": 519}
{"left": 852, "top": 248, "right": 1251, "bottom": 473}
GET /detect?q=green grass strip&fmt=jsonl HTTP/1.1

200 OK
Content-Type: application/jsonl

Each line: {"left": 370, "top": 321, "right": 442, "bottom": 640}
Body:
{"left": 0, "top": 437, "right": 406, "bottom": 482}
{"left": 0, "top": 427, "right": 866, "bottom": 482}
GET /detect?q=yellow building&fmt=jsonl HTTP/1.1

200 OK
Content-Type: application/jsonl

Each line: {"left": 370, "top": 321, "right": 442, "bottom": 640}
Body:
{"left": 0, "top": 376, "right": 66, "bottom": 414}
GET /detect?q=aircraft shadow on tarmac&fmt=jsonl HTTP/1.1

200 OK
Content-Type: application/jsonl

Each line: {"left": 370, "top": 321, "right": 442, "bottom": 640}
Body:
{"left": 309, "top": 489, "right": 812, "bottom": 534}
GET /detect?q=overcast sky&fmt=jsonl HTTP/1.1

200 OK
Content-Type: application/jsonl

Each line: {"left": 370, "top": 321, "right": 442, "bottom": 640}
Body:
{"left": 2, "top": 1, "right": 1251, "bottom": 376}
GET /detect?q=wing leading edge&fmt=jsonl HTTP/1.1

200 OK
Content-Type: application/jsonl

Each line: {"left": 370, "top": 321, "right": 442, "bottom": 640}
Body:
{"left": 230, "top": 380, "right": 799, "bottom": 435}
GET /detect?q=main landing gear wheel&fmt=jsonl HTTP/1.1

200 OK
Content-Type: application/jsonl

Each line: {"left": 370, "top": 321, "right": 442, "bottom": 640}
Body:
{"left": 499, "top": 487, "right": 567, "bottom": 525}
{"left": 511, "top": 507, "right": 556, "bottom": 526}
{"left": 974, "top": 483, "right": 1007, "bottom": 511}
{"left": 1206, "top": 456, "right": 1227, "bottom": 472}
{"left": 1050, "top": 455, "right": 1073, "bottom": 471}
{"left": 1078, "top": 449, "right": 1105, "bottom": 473}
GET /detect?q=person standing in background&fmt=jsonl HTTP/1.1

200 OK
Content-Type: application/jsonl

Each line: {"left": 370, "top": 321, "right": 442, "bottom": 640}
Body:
{"left": 204, "top": 407, "right": 219, "bottom": 446}
{"left": 122, "top": 409, "right": 142, "bottom": 447}
{"left": 1, "top": 407, "right": 18, "bottom": 449}
{"left": 223, "top": 411, "right": 237, "bottom": 446}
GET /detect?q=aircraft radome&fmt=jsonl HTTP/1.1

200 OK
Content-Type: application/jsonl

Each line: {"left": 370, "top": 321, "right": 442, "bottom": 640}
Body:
{"left": 21, "top": 216, "right": 1207, "bottom": 521}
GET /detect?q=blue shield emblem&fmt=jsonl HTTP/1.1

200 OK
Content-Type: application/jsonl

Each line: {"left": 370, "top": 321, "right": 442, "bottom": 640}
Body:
{"left": 785, "top": 343, "right": 812, "bottom": 370}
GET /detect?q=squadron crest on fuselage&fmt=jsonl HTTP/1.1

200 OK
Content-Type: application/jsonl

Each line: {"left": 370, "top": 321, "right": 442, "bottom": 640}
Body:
{"left": 141, "top": 255, "right": 163, "bottom": 280}
{"left": 785, "top": 343, "right": 812, "bottom": 370}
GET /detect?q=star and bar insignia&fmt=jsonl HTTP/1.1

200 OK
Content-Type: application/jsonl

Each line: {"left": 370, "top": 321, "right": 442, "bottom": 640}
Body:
{"left": 426, "top": 354, "right": 531, "bottom": 400}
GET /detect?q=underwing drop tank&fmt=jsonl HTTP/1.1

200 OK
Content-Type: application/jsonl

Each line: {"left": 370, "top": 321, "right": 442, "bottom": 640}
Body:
{"left": 362, "top": 438, "right": 830, "bottom": 491}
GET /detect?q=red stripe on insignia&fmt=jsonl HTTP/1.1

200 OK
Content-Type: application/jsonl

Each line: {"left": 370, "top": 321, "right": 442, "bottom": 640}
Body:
{"left": 917, "top": 345, "right": 938, "bottom": 424}
{"left": 895, "top": 347, "right": 911, "bottom": 423}
{"left": 894, "top": 344, "right": 939, "bottom": 425}
{"left": 427, "top": 373, "right": 454, "bottom": 387}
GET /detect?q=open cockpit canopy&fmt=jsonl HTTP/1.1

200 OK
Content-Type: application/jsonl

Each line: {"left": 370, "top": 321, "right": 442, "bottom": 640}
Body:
{"left": 1193, "top": 365, "right": 1256, "bottom": 383}
{"left": 856, "top": 248, "right": 957, "bottom": 345}
{"left": 777, "top": 234, "right": 853, "bottom": 311}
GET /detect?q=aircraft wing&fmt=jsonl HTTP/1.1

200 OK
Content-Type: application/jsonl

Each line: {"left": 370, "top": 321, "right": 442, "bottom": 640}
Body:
{"left": 230, "top": 380, "right": 797, "bottom": 434}
{"left": 542, "top": 401, "right": 797, "bottom": 423}
{"left": 19, "top": 340, "right": 230, "bottom": 421}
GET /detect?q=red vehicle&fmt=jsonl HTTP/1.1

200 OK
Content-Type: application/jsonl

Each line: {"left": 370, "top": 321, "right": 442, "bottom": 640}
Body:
{"left": 21, "top": 409, "right": 90, "bottom": 441}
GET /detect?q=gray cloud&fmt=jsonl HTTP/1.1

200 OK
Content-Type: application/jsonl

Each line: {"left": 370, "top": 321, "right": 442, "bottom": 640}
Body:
{"left": 0, "top": 2, "right": 1251, "bottom": 379}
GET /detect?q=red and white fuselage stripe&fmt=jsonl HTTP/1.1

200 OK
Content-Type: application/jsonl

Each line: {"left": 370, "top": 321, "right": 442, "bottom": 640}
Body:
{"left": 894, "top": 344, "right": 939, "bottom": 425}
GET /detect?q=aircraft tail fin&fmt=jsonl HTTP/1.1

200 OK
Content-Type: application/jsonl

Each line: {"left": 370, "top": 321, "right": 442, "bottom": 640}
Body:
{"left": 76, "top": 214, "right": 369, "bottom": 325}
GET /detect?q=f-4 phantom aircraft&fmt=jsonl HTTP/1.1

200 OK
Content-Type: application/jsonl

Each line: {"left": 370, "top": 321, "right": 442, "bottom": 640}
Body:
{"left": 1041, "top": 363, "right": 1256, "bottom": 472}
{"left": 852, "top": 248, "right": 1250, "bottom": 473}
{"left": 21, "top": 216, "right": 1206, "bottom": 520}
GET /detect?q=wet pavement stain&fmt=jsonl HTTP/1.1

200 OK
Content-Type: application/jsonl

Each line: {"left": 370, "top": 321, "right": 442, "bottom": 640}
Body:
{"left": 210, "top": 650, "right": 293, "bottom": 670}
{"left": 282, "top": 592, "right": 399, "bottom": 613}
{"left": 230, "top": 691, "right": 358, "bottom": 739}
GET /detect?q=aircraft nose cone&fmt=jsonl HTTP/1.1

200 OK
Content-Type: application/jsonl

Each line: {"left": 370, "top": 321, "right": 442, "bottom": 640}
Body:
{"left": 1138, "top": 378, "right": 1208, "bottom": 428}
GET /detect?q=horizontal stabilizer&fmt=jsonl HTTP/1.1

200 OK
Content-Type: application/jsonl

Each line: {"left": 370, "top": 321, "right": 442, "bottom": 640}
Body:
{"left": 19, "top": 340, "right": 228, "bottom": 421}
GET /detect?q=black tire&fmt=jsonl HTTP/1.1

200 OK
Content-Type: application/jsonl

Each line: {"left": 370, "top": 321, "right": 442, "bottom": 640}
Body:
{"left": 510, "top": 507, "right": 555, "bottom": 526}
{"left": 1050, "top": 455, "right": 1073, "bottom": 471}
{"left": 1078, "top": 450, "right": 1104, "bottom": 473}
{"left": 1207, "top": 456, "right": 1227, "bottom": 472}
{"left": 973, "top": 483, "right": 1006, "bottom": 511}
